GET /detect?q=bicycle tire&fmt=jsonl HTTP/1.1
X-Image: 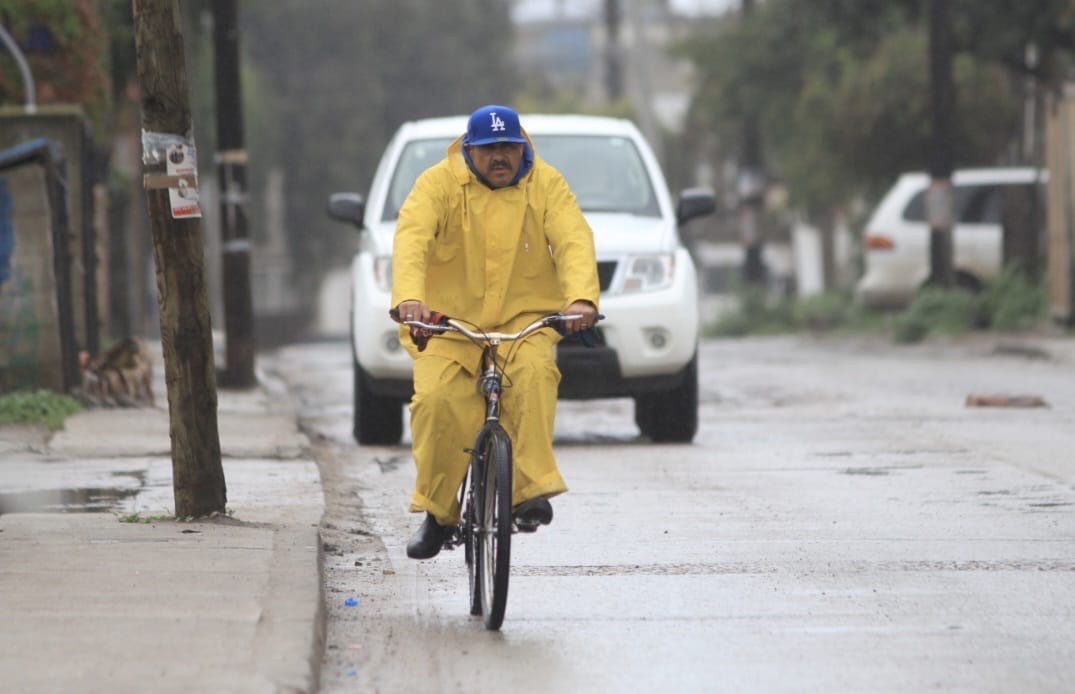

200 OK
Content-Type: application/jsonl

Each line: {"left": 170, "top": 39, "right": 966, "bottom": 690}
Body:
{"left": 463, "top": 461, "right": 481, "bottom": 616}
{"left": 476, "top": 424, "right": 513, "bottom": 630}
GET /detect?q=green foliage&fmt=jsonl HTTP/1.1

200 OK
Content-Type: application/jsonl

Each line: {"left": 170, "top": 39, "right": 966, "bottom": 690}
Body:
{"left": 708, "top": 286, "right": 798, "bottom": 337}
{"left": 224, "top": 0, "right": 518, "bottom": 297}
{"left": 793, "top": 291, "right": 857, "bottom": 332}
{"left": 707, "top": 288, "right": 883, "bottom": 338}
{"left": 983, "top": 266, "right": 1048, "bottom": 331}
{"left": 0, "top": 390, "right": 82, "bottom": 430}
{"left": 679, "top": 0, "right": 1073, "bottom": 217}
{"left": 0, "top": 0, "right": 113, "bottom": 137}
{"left": 891, "top": 287, "right": 981, "bottom": 343}
{"left": 116, "top": 513, "right": 175, "bottom": 524}
{"left": 891, "top": 268, "right": 1048, "bottom": 342}
{"left": 0, "top": 0, "right": 84, "bottom": 44}
{"left": 705, "top": 268, "right": 1047, "bottom": 344}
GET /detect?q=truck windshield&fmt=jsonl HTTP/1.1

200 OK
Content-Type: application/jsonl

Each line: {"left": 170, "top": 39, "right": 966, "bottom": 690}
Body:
{"left": 383, "top": 134, "right": 660, "bottom": 221}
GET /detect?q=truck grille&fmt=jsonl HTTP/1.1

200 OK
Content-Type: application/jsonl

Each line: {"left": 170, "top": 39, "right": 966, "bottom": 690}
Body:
{"left": 597, "top": 261, "right": 616, "bottom": 292}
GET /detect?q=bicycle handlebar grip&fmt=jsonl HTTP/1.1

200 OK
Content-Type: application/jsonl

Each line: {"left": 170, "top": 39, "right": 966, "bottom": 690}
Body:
{"left": 388, "top": 308, "right": 449, "bottom": 351}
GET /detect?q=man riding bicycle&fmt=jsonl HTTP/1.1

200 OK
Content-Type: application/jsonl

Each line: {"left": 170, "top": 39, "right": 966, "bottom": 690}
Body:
{"left": 391, "top": 104, "right": 600, "bottom": 559}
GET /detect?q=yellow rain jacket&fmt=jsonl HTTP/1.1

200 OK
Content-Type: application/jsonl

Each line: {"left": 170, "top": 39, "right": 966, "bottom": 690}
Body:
{"left": 391, "top": 131, "right": 599, "bottom": 524}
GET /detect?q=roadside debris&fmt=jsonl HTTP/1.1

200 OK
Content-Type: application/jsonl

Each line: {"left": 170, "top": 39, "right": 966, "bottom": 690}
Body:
{"left": 965, "top": 394, "right": 1048, "bottom": 408}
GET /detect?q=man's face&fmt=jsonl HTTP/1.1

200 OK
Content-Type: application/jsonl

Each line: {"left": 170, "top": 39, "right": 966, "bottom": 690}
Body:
{"left": 466, "top": 142, "right": 524, "bottom": 188}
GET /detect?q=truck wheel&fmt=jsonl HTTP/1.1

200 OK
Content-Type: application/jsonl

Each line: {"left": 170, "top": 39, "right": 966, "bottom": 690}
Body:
{"left": 352, "top": 358, "right": 404, "bottom": 445}
{"left": 633, "top": 353, "right": 698, "bottom": 443}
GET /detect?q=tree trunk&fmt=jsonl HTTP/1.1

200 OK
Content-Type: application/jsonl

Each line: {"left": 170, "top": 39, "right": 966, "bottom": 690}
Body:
{"left": 132, "top": 0, "right": 226, "bottom": 518}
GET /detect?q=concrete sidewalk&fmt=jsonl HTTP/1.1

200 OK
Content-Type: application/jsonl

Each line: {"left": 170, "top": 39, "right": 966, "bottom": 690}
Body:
{"left": 0, "top": 365, "right": 325, "bottom": 693}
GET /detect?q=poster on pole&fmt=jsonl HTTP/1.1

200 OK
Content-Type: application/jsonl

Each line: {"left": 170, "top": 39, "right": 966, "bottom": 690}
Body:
{"left": 166, "top": 143, "right": 202, "bottom": 219}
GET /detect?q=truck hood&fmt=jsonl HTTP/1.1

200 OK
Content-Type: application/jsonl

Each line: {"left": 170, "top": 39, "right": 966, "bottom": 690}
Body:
{"left": 365, "top": 212, "right": 679, "bottom": 259}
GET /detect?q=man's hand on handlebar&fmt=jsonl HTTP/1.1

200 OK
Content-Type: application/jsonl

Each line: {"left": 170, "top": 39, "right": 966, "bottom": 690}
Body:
{"left": 561, "top": 300, "right": 599, "bottom": 335}
{"left": 393, "top": 299, "right": 430, "bottom": 324}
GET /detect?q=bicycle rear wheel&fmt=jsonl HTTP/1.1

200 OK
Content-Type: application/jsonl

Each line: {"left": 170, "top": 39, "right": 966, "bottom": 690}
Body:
{"left": 475, "top": 424, "right": 513, "bottom": 630}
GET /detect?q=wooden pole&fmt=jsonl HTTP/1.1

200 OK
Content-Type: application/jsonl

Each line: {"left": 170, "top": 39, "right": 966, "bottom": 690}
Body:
{"left": 132, "top": 0, "right": 226, "bottom": 518}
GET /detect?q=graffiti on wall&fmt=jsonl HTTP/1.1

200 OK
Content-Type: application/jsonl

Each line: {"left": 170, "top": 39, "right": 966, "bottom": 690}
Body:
{"left": 0, "top": 179, "right": 42, "bottom": 379}
{"left": 0, "top": 179, "right": 12, "bottom": 289}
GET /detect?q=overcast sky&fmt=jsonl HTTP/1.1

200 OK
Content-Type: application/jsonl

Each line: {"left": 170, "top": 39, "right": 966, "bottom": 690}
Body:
{"left": 512, "top": 0, "right": 738, "bottom": 23}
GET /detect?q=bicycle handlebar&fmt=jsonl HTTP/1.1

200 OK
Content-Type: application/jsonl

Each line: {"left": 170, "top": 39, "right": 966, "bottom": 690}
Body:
{"left": 404, "top": 312, "right": 604, "bottom": 343}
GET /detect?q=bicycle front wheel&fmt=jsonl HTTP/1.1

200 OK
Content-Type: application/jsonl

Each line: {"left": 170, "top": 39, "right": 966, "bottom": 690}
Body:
{"left": 476, "top": 423, "right": 513, "bottom": 630}
{"left": 463, "top": 462, "right": 481, "bottom": 617}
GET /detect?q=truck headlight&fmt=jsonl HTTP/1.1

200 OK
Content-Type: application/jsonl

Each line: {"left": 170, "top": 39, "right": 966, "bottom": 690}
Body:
{"left": 373, "top": 257, "right": 392, "bottom": 292}
{"left": 621, "top": 254, "right": 673, "bottom": 293}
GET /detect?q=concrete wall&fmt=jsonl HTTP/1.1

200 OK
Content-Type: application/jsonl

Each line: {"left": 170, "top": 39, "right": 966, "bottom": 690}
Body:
{"left": 0, "top": 106, "right": 95, "bottom": 355}
{"left": 0, "top": 166, "right": 66, "bottom": 392}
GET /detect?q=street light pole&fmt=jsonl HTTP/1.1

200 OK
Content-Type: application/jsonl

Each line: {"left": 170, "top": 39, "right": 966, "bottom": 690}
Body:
{"left": 213, "top": 0, "right": 257, "bottom": 388}
{"left": 738, "top": 0, "right": 766, "bottom": 286}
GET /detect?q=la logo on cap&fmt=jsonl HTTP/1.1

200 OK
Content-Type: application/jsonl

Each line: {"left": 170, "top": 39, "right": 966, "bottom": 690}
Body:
{"left": 489, "top": 112, "right": 506, "bottom": 133}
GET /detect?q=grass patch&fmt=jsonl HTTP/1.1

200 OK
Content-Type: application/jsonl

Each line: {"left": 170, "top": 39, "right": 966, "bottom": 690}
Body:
{"left": 116, "top": 512, "right": 175, "bottom": 524}
{"left": 0, "top": 390, "right": 82, "bottom": 430}
{"left": 117, "top": 508, "right": 235, "bottom": 523}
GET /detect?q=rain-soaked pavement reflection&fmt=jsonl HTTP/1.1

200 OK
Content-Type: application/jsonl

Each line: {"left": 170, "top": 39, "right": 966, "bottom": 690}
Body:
{"left": 0, "top": 463, "right": 157, "bottom": 516}
{"left": 0, "top": 486, "right": 139, "bottom": 514}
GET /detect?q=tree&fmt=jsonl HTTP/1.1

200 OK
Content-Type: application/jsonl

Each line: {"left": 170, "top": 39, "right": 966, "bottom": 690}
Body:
{"left": 236, "top": 0, "right": 518, "bottom": 304}
{"left": 0, "top": 0, "right": 112, "bottom": 137}
{"left": 679, "top": 0, "right": 1074, "bottom": 219}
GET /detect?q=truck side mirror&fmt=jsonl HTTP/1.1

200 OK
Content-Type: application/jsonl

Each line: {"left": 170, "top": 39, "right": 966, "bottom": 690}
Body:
{"left": 326, "top": 192, "right": 366, "bottom": 229}
{"left": 676, "top": 187, "right": 717, "bottom": 226}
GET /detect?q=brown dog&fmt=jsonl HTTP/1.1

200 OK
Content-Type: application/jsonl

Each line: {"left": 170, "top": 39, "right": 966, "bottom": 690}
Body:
{"left": 78, "top": 338, "right": 154, "bottom": 407}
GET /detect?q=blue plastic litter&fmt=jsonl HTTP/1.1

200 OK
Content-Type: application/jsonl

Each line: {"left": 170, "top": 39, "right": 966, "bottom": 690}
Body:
{"left": 344, "top": 597, "right": 359, "bottom": 607}
{"left": 346, "top": 668, "right": 358, "bottom": 677}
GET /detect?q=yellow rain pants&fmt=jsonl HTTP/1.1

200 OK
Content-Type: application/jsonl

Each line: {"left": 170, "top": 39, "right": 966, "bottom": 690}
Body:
{"left": 408, "top": 332, "right": 566, "bottom": 526}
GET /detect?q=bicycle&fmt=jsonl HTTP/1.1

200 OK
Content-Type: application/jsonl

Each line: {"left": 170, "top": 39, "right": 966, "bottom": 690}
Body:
{"left": 398, "top": 310, "right": 602, "bottom": 630}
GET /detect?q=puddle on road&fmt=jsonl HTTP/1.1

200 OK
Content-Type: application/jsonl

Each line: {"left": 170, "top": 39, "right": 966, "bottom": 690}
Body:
{"left": 0, "top": 487, "right": 138, "bottom": 515}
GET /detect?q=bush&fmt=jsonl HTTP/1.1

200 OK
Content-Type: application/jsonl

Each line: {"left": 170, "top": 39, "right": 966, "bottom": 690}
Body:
{"left": 0, "top": 390, "right": 82, "bottom": 430}
{"left": 891, "top": 286, "right": 982, "bottom": 343}
{"left": 707, "top": 286, "right": 796, "bottom": 336}
{"left": 704, "top": 268, "right": 1050, "bottom": 343}
{"left": 707, "top": 288, "right": 883, "bottom": 337}
{"left": 983, "top": 266, "right": 1047, "bottom": 331}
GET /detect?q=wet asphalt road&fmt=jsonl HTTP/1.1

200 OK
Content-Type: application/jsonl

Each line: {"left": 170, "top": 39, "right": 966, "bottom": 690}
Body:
{"left": 267, "top": 333, "right": 1075, "bottom": 694}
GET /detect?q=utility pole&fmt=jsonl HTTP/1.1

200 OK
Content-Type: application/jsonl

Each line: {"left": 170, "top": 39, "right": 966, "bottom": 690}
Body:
{"left": 132, "top": 0, "right": 226, "bottom": 518}
{"left": 604, "top": 0, "right": 624, "bottom": 102}
{"left": 738, "top": 0, "right": 767, "bottom": 286}
{"left": 927, "top": 0, "right": 955, "bottom": 287}
{"left": 213, "top": 0, "right": 256, "bottom": 388}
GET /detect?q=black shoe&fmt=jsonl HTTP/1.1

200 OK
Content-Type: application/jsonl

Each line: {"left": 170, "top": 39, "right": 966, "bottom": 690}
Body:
{"left": 513, "top": 497, "right": 553, "bottom": 533}
{"left": 407, "top": 513, "right": 448, "bottom": 559}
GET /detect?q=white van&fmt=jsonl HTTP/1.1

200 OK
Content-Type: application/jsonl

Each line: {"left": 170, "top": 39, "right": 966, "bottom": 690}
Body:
{"left": 327, "top": 114, "right": 715, "bottom": 445}
{"left": 855, "top": 167, "right": 1046, "bottom": 308}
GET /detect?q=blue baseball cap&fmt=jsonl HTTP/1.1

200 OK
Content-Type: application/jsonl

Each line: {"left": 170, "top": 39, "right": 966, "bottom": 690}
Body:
{"left": 463, "top": 105, "right": 526, "bottom": 146}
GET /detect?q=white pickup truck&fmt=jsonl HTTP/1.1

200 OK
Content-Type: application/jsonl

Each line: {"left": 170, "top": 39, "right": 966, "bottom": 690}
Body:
{"left": 327, "top": 114, "right": 715, "bottom": 444}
